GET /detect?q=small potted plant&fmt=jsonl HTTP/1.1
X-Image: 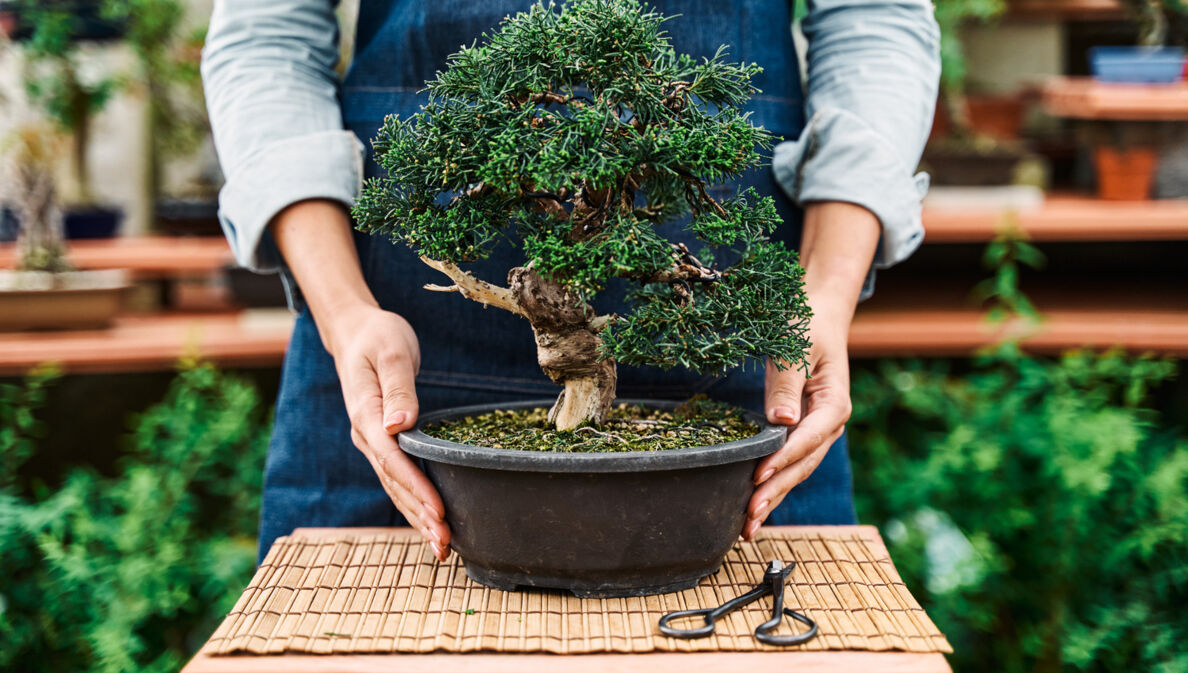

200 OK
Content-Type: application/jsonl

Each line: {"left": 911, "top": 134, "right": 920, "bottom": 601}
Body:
{"left": 11, "top": 0, "right": 123, "bottom": 239}
{"left": 354, "top": 0, "right": 812, "bottom": 596}
{"left": 924, "top": 0, "right": 1035, "bottom": 186}
{"left": 1091, "top": 0, "right": 1186, "bottom": 83}
{"left": 1086, "top": 0, "right": 1188, "bottom": 199}
{"left": 0, "top": 123, "right": 129, "bottom": 330}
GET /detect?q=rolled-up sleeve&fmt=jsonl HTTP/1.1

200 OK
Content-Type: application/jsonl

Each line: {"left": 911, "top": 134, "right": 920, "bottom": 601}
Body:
{"left": 202, "top": 0, "right": 364, "bottom": 274}
{"left": 772, "top": 0, "right": 940, "bottom": 295}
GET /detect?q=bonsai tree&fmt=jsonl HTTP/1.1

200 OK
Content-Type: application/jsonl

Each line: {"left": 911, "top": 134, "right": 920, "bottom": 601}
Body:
{"left": 4, "top": 123, "right": 69, "bottom": 273}
{"left": 354, "top": 0, "right": 812, "bottom": 430}
{"left": 103, "top": 0, "right": 212, "bottom": 212}
{"left": 10, "top": 0, "right": 116, "bottom": 206}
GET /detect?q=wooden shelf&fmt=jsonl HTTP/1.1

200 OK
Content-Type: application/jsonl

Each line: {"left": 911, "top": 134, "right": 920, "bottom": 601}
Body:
{"left": 1008, "top": 0, "right": 1124, "bottom": 19}
{"left": 923, "top": 194, "right": 1188, "bottom": 243}
{"left": 849, "top": 306, "right": 1188, "bottom": 357}
{"left": 1043, "top": 77, "right": 1188, "bottom": 121}
{"left": 0, "top": 236, "right": 233, "bottom": 278}
{"left": 0, "top": 310, "right": 293, "bottom": 375}
{"left": 0, "top": 302, "right": 1183, "bottom": 376}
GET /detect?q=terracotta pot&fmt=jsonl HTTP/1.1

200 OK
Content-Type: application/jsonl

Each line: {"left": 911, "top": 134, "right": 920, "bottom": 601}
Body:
{"left": 1094, "top": 146, "right": 1157, "bottom": 201}
{"left": 966, "top": 95, "right": 1027, "bottom": 141}
{"left": 929, "top": 94, "right": 1027, "bottom": 143}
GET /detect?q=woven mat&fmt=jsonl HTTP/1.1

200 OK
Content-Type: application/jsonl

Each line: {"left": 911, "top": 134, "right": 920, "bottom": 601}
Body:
{"left": 207, "top": 526, "right": 951, "bottom": 655}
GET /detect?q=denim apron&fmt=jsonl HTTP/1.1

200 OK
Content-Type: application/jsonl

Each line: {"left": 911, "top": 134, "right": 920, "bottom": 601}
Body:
{"left": 258, "top": 0, "right": 856, "bottom": 560}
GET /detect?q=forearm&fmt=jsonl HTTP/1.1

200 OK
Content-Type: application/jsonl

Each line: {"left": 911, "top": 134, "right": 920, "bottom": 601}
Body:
{"left": 270, "top": 199, "right": 377, "bottom": 355}
{"left": 773, "top": 0, "right": 939, "bottom": 287}
{"left": 799, "top": 202, "right": 880, "bottom": 339}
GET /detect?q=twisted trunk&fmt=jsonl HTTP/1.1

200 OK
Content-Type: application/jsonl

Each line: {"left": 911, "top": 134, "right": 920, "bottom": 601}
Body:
{"left": 508, "top": 267, "right": 616, "bottom": 430}
{"left": 420, "top": 257, "right": 616, "bottom": 429}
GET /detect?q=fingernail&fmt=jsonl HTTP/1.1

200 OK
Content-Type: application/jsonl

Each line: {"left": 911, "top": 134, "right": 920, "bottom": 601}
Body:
{"left": 752, "top": 499, "right": 770, "bottom": 520}
{"left": 746, "top": 519, "right": 761, "bottom": 539}
{"left": 429, "top": 540, "right": 443, "bottom": 559}
{"left": 755, "top": 468, "right": 775, "bottom": 485}
{"left": 770, "top": 406, "right": 797, "bottom": 424}
{"left": 384, "top": 410, "right": 408, "bottom": 431}
{"left": 426, "top": 526, "right": 443, "bottom": 546}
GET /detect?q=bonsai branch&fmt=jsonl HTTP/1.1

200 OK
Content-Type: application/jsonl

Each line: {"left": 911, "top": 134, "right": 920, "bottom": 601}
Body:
{"left": 420, "top": 256, "right": 526, "bottom": 316}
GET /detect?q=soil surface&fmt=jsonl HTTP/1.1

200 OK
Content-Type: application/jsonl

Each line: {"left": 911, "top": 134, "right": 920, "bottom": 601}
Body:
{"left": 424, "top": 397, "right": 760, "bottom": 453}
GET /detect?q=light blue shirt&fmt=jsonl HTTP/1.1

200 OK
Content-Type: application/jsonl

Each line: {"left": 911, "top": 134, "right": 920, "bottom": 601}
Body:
{"left": 202, "top": 0, "right": 940, "bottom": 300}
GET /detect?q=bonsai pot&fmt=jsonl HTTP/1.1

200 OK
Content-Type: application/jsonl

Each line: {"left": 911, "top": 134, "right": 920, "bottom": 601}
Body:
{"left": 923, "top": 145, "right": 1026, "bottom": 186}
{"left": 1090, "top": 46, "right": 1185, "bottom": 84}
{"left": 398, "top": 399, "right": 785, "bottom": 598}
{"left": 1094, "top": 146, "right": 1157, "bottom": 200}
{"left": 156, "top": 199, "right": 221, "bottom": 237}
{"left": 0, "top": 269, "right": 130, "bottom": 331}
{"left": 63, "top": 205, "right": 122, "bottom": 240}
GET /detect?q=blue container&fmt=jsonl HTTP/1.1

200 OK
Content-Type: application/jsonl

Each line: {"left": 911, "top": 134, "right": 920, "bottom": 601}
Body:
{"left": 1090, "top": 46, "right": 1186, "bottom": 84}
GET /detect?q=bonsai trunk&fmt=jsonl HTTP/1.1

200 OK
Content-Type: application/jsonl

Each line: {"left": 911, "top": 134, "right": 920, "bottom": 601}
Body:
{"left": 418, "top": 257, "right": 617, "bottom": 430}
{"left": 508, "top": 267, "right": 617, "bottom": 430}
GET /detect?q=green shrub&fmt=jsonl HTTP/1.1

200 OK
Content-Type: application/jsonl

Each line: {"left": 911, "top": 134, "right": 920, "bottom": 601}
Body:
{"left": 0, "top": 363, "right": 271, "bottom": 673}
{"left": 849, "top": 235, "right": 1188, "bottom": 672}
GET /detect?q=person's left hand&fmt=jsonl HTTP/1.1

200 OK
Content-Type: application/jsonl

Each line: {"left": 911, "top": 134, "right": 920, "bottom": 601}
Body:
{"left": 741, "top": 316, "right": 853, "bottom": 540}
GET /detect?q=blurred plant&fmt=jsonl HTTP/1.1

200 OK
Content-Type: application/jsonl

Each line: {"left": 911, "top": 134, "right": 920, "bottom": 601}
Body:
{"left": 8, "top": 0, "right": 118, "bottom": 205}
{"left": 0, "top": 362, "right": 272, "bottom": 673}
{"left": 3, "top": 122, "right": 71, "bottom": 272}
{"left": 933, "top": 0, "right": 1006, "bottom": 139}
{"left": 102, "top": 0, "right": 210, "bottom": 205}
{"left": 1119, "top": 0, "right": 1188, "bottom": 46}
{"left": 849, "top": 235, "right": 1188, "bottom": 672}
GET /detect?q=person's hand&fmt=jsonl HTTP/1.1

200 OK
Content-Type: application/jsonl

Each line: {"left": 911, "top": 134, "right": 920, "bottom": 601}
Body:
{"left": 325, "top": 304, "right": 452, "bottom": 560}
{"left": 742, "top": 317, "right": 852, "bottom": 540}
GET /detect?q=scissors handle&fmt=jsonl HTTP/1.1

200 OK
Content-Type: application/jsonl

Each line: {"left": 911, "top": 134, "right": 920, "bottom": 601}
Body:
{"left": 755, "top": 607, "right": 819, "bottom": 646}
{"left": 657, "top": 608, "right": 716, "bottom": 639}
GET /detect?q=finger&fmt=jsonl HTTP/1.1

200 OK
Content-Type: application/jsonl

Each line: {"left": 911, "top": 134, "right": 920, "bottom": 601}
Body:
{"left": 765, "top": 357, "right": 806, "bottom": 426}
{"left": 754, "top": 390, "right": 850, "bottom": 485}
{"left": 365, "top": 423, "right": 446, "bottom": 521}
{"left": 750, "top": 436, "right": 838, "bottom": 517}
{"left": 376, "top": 350, "right": 420, "bottom": 435}
{"left": 355, "top": 430, "right": 452, "bottom": 560}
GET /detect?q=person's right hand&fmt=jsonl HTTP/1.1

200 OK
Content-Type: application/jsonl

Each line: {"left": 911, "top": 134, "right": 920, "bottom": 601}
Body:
{"left": 325, "top": 304, "right": 451, "bottom": 560}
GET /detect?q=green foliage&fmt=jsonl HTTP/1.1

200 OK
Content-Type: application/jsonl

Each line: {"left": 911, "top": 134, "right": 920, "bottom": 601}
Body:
{"left": 851, "top": 351, "right": 1187, "bottom": 673}
{"left": 354, "top": 0, "right": 810, "bottom": 376}
{"left": 0, "top": 364, "right": 272, "bottom": 673}
{"left": 849, "top": 237, "right": 1188, "bottom": 672}
{"left": 12, "top": 0, "right": 117, "bottom": 134}
{"left": 602, "top": 240, "right": 810, "bottom": 373}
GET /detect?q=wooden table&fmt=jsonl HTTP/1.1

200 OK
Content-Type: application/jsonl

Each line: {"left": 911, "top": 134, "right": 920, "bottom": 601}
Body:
{"left": 182, "top": 648, "right": 951, "bottom": 672}
{"left": 182, "top": 526, "right": 952, "bottom": 673}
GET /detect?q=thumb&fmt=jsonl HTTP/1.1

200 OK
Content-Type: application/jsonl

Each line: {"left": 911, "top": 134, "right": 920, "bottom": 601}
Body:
{"left": 378, "top": 352, "right": 420, "bottom": 435}
{"left": 765, "top": 358, "right": 805, "bottom": 426}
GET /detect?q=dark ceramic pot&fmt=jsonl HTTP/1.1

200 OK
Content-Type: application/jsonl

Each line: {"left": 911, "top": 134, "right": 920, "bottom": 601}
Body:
{"left": 398, "top": 399, "right": 784, "bottom": 597}
{"left": 63, "top": 206, "right": 122, "bottom": 239}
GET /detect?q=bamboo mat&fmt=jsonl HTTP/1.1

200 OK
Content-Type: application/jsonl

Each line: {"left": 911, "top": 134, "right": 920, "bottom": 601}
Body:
{"left": 206, "top": 526, "right": 951, "bottom": 656}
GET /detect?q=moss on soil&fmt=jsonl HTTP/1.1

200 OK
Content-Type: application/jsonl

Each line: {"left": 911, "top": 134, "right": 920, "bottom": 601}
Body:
{"left": 424, "top": 397, "right": 759, "bottom": 453}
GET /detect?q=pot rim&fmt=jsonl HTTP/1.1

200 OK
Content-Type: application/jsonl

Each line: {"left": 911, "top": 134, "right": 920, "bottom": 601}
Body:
{"left": 398, "top": 398, "right": 785, "bottom": 473}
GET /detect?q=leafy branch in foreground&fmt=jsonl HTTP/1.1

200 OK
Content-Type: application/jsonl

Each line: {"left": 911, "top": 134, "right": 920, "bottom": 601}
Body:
{"left": 354, "top": 0, "right": 810, "bottom": 429}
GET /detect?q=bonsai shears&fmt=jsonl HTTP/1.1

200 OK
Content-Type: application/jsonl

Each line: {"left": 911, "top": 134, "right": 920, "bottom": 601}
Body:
{"left": 658, "top": 559, "right": 818, "bottom": 646}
